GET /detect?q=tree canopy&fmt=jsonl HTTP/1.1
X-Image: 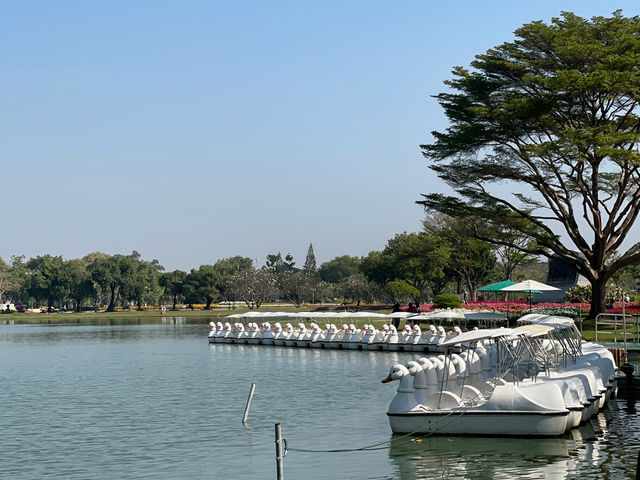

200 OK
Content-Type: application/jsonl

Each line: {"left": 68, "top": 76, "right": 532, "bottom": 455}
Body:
{"left": 423, "top": 216, "right": 498, "bottom": 299}
{"left": 419, "top": 11, "right": 640, "bottom": 315}
{"left": 318, "top": 255, "right": 362, "bottom": 283}
{"left": 361, "top": 232, "right": 449, "bottom": 301}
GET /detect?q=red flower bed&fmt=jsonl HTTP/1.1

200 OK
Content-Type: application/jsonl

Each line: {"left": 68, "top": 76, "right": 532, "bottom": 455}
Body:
{"left": 411, "top": 300, "right": 591, "bottom": 314}
{"left": 607, "top": 303, "right": 640, "bottom": 314}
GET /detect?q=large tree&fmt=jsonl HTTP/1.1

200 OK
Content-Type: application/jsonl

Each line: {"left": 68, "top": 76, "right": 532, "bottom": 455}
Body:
{"left": 160, "top": 270, "right": 187, "bottom": 310}
{"left": 337, "top": 274, "right": 380, "bottom": 308}
{"left": 318, "top": 255, "right": 361, "bottom": 283}
{"left": 64, "top": 258, "right": 94, "bottom": 312}
{"left": 89, "top": 252, "right": 142, "bottom": 312}
{"left": 228, "top": 268, "right": 279, "bottom": 309}
{"left": 120, "top": 253, "right": 164, "bottom": 310}
{"left": 7, "top": 255, "right": 28, "bottom": 305}
{"left": 419, "top": 11, "right": 640, "bottom": 316}
{"left": 361, "top": 232, "right": 449, "bottom": 302}
{"left": 423, "top": 216, "right": 498, "bottom": 300}
{"left": 212, "top": 256, "right": 253, "bottom": 300}
{"left": 184, "top": 265, "right": 222, "bottom": 310}
{"left": 0, "top": 257, "right": 13, "bottom": 304}
{"left": 25, "top": 255, "right": 68, "bottom": 312}
{"left": 303, "top": 244, "right": 317, "bottom": 273}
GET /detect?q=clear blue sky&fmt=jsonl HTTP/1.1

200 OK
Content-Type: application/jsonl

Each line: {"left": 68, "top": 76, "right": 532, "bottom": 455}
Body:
{"left": 2, "top": 1, "right": 638, "bottom": 271}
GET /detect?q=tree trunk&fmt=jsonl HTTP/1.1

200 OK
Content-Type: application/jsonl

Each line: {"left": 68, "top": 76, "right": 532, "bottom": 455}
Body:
{"left": 172, "top": 294, "right": 177, "bottom": 311}
{"left": 107, "top": 283, "right": 117, "bottom": 312}
{"left": 205, "top": 298, "right": 212, "bottom": 310}
{"left": 589, "top": 277, "right": 608, "bottom": 319}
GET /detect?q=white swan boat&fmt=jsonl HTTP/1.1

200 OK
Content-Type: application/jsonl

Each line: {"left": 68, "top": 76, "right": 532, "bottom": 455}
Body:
{"left": 383, "top": 363, "right": 570, "bottom": 436}
{"left": 381, "top": 320, "right": 617, "bottom": 437}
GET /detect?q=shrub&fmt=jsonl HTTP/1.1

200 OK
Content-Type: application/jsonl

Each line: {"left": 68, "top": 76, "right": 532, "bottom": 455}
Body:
{"left": 433, "top": 294, "right": 461, "bottom": 309}
{"left": 566, "top": 285, "right": 591, "bottom": 303}
{"left": 385, "top": 281, "right": 420, "bottom": 303}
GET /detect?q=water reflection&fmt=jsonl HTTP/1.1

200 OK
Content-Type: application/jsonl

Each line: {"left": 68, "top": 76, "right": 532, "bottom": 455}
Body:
{"left": 0, "top": 323, "right": 209, "bottom": 346}
{"left": 386, "top": 403, "right": 640, "bottom": 480}
{"left": 388, "top": 433, "right": 575, "bottom": 479}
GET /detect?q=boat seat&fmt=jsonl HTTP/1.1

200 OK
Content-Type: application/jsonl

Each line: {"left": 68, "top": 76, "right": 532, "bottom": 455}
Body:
{"left": 424, "top": 391, "right": 463, "bottom": 409}
{"left": 459, "top": 385, "right": 484, "bottom": 406}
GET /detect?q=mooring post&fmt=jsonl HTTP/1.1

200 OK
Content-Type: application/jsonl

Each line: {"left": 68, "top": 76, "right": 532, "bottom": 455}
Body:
{"left": 275, "top": 422, "right": 284, "bottom": 480}
{"left": 242, "top": 383, "right": 256, "bottom": 424}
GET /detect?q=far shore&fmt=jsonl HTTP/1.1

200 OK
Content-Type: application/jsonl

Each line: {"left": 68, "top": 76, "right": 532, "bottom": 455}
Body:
{"left": 0, "top": 304, "right": 356, "bottom": 324}
{"left": 0, "top": 306, "right": 599, "bottom": 341}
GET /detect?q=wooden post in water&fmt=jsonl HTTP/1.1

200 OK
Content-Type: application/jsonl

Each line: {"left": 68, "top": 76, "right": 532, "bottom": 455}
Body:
{"left": 275, "top": 422, "right": 284, "bottom": 480}
{"left": 242, "top": 383, "right": 256, "bottom": 424}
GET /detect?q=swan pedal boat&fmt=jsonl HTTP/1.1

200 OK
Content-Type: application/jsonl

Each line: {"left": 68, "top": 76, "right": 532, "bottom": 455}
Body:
{"left": 382, "top": 322, "right": 617, "bottom": 437}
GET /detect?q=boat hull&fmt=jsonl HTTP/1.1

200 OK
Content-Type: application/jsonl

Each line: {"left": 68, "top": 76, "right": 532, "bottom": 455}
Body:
{"left": 387, "top": 409, "right": 569, "bottom": 436}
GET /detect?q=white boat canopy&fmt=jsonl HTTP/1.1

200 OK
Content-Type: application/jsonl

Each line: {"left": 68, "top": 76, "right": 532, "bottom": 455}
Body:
{"left": 409, "top": 310, "right": 466, "bottom": 323}
{"left": 537, "top": 317, "right": 576, "bottom": 327}
{"left": 440, "top": 327, "right": 526, "bottom": 346}
{"left": 516, "top": 313, "right": 550, "bottom": 324}
{"left": 383, "top": 312, "right": 419, "bottom": 318}
{"left": 225, "top": 310, "right": 389, "bottom": 320}
{"left": 463, "top": 311, "right": 507, "bottom": 321}
{"left": 515, "top": 324, "right": 557, "bottom": 337}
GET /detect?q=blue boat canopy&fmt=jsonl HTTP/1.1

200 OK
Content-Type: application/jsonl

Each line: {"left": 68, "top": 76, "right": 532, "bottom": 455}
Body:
{"left": 477, "top": 280, "right": 518, "bottom": 292}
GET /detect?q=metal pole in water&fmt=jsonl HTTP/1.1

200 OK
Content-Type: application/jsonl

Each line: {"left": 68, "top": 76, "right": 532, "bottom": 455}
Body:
{"left": 275, "top": 422, "right": 284, "bottom": 480}
{"left": 242, "top": 383, "right": 256, "bottom": 424}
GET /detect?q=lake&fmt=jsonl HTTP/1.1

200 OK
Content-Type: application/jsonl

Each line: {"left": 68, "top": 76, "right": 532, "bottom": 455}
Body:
{"left": 0, "top": 319, "right": 638, "bottom": 479}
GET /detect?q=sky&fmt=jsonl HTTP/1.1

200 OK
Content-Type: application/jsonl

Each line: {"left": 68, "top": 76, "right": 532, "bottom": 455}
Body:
{"left": 2, "top": 1, "right": 639, "bottom": 272}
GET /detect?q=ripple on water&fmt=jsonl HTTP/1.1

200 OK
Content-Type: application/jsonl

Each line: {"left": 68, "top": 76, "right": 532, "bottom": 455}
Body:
{"left": 0, "top": 324, "right": 639, "bottom": 479}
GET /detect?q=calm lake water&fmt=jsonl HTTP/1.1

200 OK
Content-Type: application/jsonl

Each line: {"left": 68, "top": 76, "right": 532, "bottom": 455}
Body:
{"left": 0, "top": 319, "right": 639, "bottom": 479}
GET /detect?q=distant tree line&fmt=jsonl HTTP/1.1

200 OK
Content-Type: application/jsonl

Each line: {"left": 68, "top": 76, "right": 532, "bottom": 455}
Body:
{"left": 2, "top": 216, "right": 637, "bottom": 311}
{"left": 0, "top": 217, "right": 562, "bottom": 312}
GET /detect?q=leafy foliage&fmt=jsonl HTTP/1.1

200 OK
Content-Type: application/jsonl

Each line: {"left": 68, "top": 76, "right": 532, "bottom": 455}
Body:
{"left": 25, "top": 255, "right": 67, "bottom": 312}
{"left": 419, "top": 11, "right": 640, "bottom": 316}
{"left": 160, "top": 270, "right": 187, "bottom": 310}
{"left": 385, "top": 281, "right": 420, "bottom": 303}
{"left": 228, "top": 268, "right": 279, "bottom": 309}
{"left": 361, "top": 232, "right": 449, "bottom": 301}
{"left": 0, "top": 257, "right": 14, "bottom": 304}
{"left": 212, "top": 256, "right": 253, "bottom": 299}
{"left": 337, "top": 274, "right": 379, "bottom": 305}
{"left": 433, "top": 294, "right": 462, "bottom": 309}
{"left": 318, "top": 256, "right": 361, "bottom": 283}
{"left": 303, "top": 244, "right": 317, "bottom": 272}
{"left": 184, "top": 265, "right": 222, "bottom": 309}
{"left": 423, "top": 215, "right": 498, "bottom": 299}
{"left": 566, "top": 285, "right": 592, "bottom": 304}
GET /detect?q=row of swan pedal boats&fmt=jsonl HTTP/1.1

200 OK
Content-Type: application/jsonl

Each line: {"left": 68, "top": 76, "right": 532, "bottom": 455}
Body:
{"left": 207, "top": 311, "right": 502, "bottom": 352}
{"left": 209, "top": 321, "right": 462, "bottom": 351}
{"left": 380, "top": 313, "right": 619, "bottom": 437}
